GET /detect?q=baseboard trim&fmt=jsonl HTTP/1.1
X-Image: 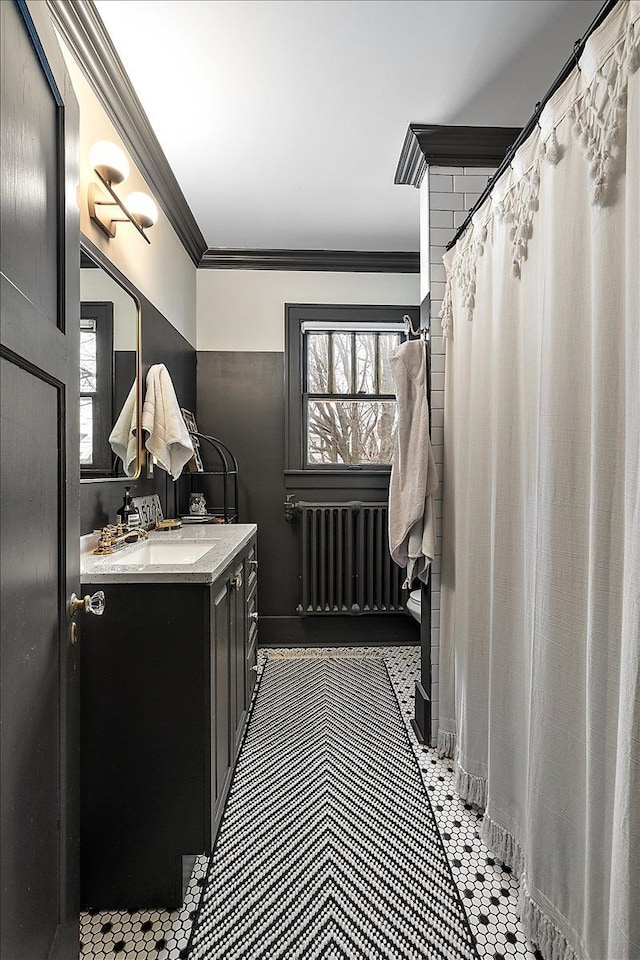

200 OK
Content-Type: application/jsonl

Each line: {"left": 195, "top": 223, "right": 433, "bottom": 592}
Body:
{"left": 258, "top": 614, "right": 419, "bottom": 647}
{"left": 413, "top": 680, "right": 432, "bottom": 744}
{"left": 410, "top": 718, "right": 426, "bottom": 744}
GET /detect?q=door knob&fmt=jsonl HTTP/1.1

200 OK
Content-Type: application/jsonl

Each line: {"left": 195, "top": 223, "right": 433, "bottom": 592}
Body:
{"left": 250, "top": 612, "right": 258, "bottom": 621}
{"left": 69, "top": 590, "right": 106, "bottom": 617}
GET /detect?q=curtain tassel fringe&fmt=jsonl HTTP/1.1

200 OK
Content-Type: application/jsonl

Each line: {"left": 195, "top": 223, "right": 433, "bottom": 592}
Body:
{"left": 454, "top": 762, "right": 487, "bottom": 807}
{"left": 479, "top": 812, "right": 525, "bottom": 877}
{"left": 437, "top": 729, "right": 456, "bottom": 759}
{"left": 519, "top": 873, "right": 579, "bottom": 960}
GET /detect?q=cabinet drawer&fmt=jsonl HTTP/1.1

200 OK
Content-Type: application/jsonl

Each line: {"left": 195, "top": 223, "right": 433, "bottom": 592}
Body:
{"left": 246, "top": 543, "right": 258, "bottom": 593}
{"left": 245, "top": 566, "right": 258, "bottom": 701}
{"left": 246, "top": 635, "right": 257, "bottom": 699}
{"left": 247, "top": 601, "right": 257, "bottom": 653}
{"left": 247, "top": 581, "right": 257, "bottom": 617}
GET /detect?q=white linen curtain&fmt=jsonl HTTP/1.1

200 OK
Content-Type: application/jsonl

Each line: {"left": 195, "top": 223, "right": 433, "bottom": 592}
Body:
{"left": 438, "top": 4, "right": 639, "bottom": 959}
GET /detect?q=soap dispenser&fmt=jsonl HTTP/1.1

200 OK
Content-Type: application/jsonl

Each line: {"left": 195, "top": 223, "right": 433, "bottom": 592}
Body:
{"left": 117, "top": 487, "right": 140, "bottom": 528}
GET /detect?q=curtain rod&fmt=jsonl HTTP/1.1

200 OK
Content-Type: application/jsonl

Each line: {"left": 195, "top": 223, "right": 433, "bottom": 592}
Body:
{"left": 446, "top": 0, "right": 620, "bottom": 252}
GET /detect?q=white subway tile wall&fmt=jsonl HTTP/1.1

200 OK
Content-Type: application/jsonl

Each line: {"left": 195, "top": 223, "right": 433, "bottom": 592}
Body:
{"left": 430, "top": 192, "right": 465, "bottom": 211}
{"left": 427, "top": 164, "right": 495, "bottom": 744}
{"left": 429, "top": 209, "right": 455, "bottom": 229}
{"left": 453, "top": 174, "right": 492, "bottom": 193}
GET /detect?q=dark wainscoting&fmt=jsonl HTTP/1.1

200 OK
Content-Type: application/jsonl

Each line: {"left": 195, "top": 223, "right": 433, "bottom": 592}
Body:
{"left": 197, "top": 351, "right": 418, "bottom": 647}
{"left": 81, "top": 301, "right": 196, "bottom": 533}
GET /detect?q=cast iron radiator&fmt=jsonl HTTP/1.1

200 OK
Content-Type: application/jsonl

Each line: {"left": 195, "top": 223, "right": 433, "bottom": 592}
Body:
{"left": 294, "top": 501, "right": 406, "bottom": 615}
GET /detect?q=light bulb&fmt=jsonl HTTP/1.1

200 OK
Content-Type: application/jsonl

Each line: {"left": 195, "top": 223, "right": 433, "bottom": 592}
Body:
{"left": 125, "top": 192, "right": 158, "bottom": 229}
{"left": 89, "top": 140, "right": 130, "bottom": 184}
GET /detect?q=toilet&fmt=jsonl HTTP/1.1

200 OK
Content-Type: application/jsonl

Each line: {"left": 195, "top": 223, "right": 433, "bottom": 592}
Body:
{"left": 406, "top": 588, "right": 421, "bottom": 623}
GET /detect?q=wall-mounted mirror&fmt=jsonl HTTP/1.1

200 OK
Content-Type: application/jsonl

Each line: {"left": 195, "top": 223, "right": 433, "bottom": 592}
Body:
{"left": 80, "top": 244, "right": 142, "bottom": 480}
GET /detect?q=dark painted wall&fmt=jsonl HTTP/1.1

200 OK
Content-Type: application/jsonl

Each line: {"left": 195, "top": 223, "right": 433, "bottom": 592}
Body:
{"left": 197, "top": 352, "right": 295, "bottom": 612}
{"left": 197, "top": 351, "right": 418, "bottom": 646}
{"left": 81, "top": 299, "right": 196, "bottom": 533}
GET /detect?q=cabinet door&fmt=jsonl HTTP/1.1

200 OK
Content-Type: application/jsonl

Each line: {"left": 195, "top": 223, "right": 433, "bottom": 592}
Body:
{"left": 231, "top": 561, "right": 246, "bottom": 757}
{"left": 211, "top": 579, "right": 232, "bottom": 830}
{"left": 245, "top": 542, "right": 258, "bottom": 702}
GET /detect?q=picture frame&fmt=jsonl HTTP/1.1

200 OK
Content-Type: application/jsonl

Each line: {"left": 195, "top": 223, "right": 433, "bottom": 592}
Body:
{"left": 181, "top": 407, "right": 198, "bottom": 435}
{"left": 181, "top": 408, "right": 204, "bottom": 472}
{"left": 189, "top": 437, "right": 204, "bottom": 472}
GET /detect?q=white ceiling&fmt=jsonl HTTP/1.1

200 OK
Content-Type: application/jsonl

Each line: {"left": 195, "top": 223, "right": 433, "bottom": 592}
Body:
{"left": 95, "top": 0, "right": 602, "bottom": 252}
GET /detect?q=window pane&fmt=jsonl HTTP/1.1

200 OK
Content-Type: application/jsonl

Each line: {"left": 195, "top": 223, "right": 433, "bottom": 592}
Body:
{"left": 332, "top": 333, "right": 352, "bottom": 393}
{"left": 80, "top": 329, "right": 97, "bottom": 393}
{"left": 355, "top": 333, "right": 376, "bottom": 393}
{"left": 80, "top": 397, "right": 93, "bottom": 465}
{"left": 379, "top": 333, "right": 402, "bottom": 394}
{"left": 306, "top": 334, "right": 329, "bottom": 392}
{"left": 307, "top": 399, "right": 396, "bottom": 465}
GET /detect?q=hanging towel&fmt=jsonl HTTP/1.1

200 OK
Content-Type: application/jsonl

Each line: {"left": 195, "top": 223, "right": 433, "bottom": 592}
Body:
{"left": 141, "top": 363, "right": 194, "bottom": 480}
{"left": 388, "top": 339, "right": 439, "bottom": 587}
{"left": 108, "top": 381, "right": 139, "bottom": 478}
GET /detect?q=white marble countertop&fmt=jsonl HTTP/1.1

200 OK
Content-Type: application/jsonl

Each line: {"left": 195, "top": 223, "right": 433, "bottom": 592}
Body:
{"left": 81, "top": 523, "right": 257, "bottom": 585}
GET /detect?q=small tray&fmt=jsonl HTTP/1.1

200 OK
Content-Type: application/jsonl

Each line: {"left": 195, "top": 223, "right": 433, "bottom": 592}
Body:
{"left": 155, "top": 518, "right": 182, "bottom": 531}
{"left": 180, "top": 514, "right": 220, "bottom": 524}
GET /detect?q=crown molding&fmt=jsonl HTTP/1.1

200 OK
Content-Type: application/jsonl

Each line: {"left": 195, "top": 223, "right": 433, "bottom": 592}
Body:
{"left": 47, "top": 0, "right": 207, "bottom": 266}
{"left": 199, "top": 249, "right": 420, "bottom": 272}
{"left": 395, "top": 124, "right": 521, "bottom": 187}
{"left": 394, "top": 126, "right": 429, "bottom": 189}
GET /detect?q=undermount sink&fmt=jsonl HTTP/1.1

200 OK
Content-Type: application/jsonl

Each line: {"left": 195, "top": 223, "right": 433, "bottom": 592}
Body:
{"left": 101, "top": 540, "right": 218, "bottom": 566}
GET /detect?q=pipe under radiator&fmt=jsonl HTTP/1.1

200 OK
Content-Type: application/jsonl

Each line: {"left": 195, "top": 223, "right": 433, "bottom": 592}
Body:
{"left": 293, "top": 501, "right": 406, "bottom": 615}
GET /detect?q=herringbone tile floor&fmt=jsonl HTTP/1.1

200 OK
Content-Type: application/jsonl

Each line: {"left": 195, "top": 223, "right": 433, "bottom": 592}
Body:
{"left": 188, "top": 655, "right": 478, "bottom": 960}
{"left": 80, "top": 646, "right": 539, "bottom": 960}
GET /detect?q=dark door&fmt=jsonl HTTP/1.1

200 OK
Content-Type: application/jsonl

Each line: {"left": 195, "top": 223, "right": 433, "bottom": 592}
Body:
{"left": 1, "top": 2, "right": 80, "bottom": 957}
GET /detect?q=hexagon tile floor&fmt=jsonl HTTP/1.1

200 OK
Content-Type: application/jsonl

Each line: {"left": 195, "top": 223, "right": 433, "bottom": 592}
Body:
{"left": 80, "top": 645, "right": 543, "bottom": 960}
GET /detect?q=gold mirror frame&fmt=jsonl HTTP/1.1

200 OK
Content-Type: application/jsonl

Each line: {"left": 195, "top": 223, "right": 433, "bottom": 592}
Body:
{"left": 80, "top": 236, "right": 143, "bottom": 482}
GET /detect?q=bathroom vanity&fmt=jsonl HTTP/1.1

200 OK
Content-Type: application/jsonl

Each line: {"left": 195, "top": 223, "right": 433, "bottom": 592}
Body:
{"left": 79, "top": 524, "right": 257, "bottom": 909}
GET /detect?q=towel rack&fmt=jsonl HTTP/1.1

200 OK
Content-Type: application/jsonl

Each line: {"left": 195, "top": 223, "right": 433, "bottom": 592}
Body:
{"left": 404, "top": 311, "right": 430, "bottom": 342}
{"left": 179, "top": 432, "right": 239, "bottom": 523}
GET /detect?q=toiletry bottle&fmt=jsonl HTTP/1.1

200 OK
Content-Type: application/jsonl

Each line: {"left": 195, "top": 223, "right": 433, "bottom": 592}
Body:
{"left": 117, "top": 487, "right": 140, "bottom": 528}
{"left": 127, "top": 497, "right": 141, "bottom": 529}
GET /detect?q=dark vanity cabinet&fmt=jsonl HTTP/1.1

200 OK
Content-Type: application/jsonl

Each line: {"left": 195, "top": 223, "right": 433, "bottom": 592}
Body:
{"left": 80, "top": 535, "right": 257, "bottom": 909}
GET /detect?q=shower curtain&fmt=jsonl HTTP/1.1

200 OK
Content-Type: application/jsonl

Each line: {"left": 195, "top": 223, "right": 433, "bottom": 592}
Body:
{"left": 438, "top": 3, "right": 639, "bottom": 959}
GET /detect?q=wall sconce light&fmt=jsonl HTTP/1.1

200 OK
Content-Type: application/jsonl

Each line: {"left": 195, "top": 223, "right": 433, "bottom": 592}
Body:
{"left": 88, "top": 140, "right": 158, "bottom": 243}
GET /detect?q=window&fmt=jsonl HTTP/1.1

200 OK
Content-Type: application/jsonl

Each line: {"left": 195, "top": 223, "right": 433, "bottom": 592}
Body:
{"left": 285, "top": 304, "right": 419, "bottom": 476}
{"left": 80, "top": 318, "right": 98, "bottom": 465}
{"left": 79, "top": 301, "right": 114, "bottom": 475}
{"left": 305, "top": 327, "right": 402, "bottom": 466}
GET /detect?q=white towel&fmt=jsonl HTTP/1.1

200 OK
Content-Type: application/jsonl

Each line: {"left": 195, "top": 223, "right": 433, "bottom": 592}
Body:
{"left": 388, "top": 339, "right": 439, "bottom": 587}
{"left": 108, "top": 382, "right": 139, "bottom": 478}
{"left": 141, "top": 364, "right": 194, "bottom": 480}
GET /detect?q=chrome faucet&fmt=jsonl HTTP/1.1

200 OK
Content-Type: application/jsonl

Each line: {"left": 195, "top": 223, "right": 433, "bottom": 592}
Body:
{"left": 93, "top": 523, "right": 149, "bottom": 555}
